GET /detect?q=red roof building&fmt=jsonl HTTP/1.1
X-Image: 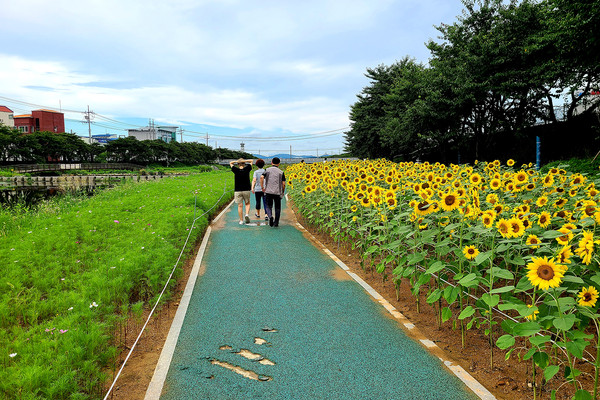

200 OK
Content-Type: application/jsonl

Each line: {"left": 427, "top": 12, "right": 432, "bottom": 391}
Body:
{"left": 0, "top": 106, "right": 14, "bottom": 127}
{"left": 14, "top": 109, "right": 65, "bottom": 134}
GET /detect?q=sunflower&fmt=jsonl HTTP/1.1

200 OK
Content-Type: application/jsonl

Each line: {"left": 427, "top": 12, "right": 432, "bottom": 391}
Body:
{"left": 440, "top": 192, "right": 460, "bottom": 212}
{"left": 574, "top": 230, "right": 596, "bottom": 265}
{"left": 469, "top": 173, "right": 483, "bottom": 186}
{"left": 514, "top": 170, "right": 529, "bottom": 184}
{"left": 486, "top": 193, "right": 499, "bottom": 205}
{"left": 536, "top": 196, "right": 548, "bottom": 207}
{"left": 508, "top": 217, "right": 525, "bottom": 238}
{"left": 481, "top": 213, "right": 495, "bottom": 228}
{"left": 526, "top": 234, "right": 541, "bottom": 249}
{"left": 556, "top": 227, "right": 573, "bottom": 246}
{"left": 526, "top": 256, "right": 566, "bottom": 290}
{"left": 385, "top": 197, "right": 398, "bottom": 209}
{"left": 556, "top": 245, "right": 572, "bottom": 264}
{"left": 489, "top": 179, "right": 502, "bottom": 190}
{"left": 463, "top": 245, "right": 480, "bottom": 260}
{"left": 497, "top": 218, "right": 511, "bottom": 238}
{"left": 351, "top": 204, "right": 358, "bottom": 212}
{"left": 414, "top": 200, "right": 435, "bottom": 216}
{"left": 537, "top": 211, "right": 552, "bottom": 228}
{"left": 507, "top": 159, "right": 515, "bottom": 167}
{"left": 578, "top": 286, "right": 599, "bottom": 307}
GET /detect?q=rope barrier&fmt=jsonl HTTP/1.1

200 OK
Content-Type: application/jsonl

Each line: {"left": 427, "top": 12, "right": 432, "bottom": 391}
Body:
{"left": 103, "top": 182, "right": 231, "bottom": 400}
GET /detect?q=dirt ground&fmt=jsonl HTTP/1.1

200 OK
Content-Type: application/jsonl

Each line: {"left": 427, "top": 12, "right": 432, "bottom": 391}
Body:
{"left": 105, "top": 203, "right": 590, "bottom": 400}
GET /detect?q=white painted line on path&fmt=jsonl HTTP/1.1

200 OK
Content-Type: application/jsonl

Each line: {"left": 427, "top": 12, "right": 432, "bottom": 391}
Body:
{"left": 294, "top": 218, "right": 497, "bottom": 400}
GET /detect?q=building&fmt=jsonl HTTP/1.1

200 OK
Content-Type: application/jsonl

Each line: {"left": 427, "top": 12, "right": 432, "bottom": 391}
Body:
{"left": 13, "top": 109, "right": 65, "bottom": 134}
{"left": 92, "top": 134, "right": 119, "bottom": 144}
{"left": 0, "top": 106, "right": 14, "bottom": 127}
{"left": 574, "top": 89, "right": 600, "bottom": 116}
{"left": 127, "top": 125, "right": 177, "bottom": 143}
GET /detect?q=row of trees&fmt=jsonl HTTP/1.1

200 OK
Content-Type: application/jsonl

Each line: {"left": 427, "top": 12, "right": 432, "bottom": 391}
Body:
{"left": 344, "top": 0, "right": 600, "bottom": 163}
{"left": 0, "top": 125, "right": 253, "bottom": 165}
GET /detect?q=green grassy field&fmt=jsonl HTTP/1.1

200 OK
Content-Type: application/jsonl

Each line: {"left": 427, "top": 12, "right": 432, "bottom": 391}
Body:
{"left": 0, "top": 171, "right": 233, "bottom": 399}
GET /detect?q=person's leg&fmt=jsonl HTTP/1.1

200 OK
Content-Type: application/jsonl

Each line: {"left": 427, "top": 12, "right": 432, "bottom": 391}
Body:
{"left": 243, "top": 192, "right": 251, "bottom": 223}
{"left": 238, "top": 202, "right": 244, "bottom": 222}
{"left": 265, "top": 194, "right": 274, "bottom": 226}
{"left": 273, "top": 196, "right": 282, "bottom": 226}
{"left": 254, "top": 192, "right": 262, "bottom": 217}
{"left": 234, "top": 192, "right": 243, "bottom": 223}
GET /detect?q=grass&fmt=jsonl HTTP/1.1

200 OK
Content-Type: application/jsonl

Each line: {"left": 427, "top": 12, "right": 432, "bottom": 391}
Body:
{"left": 0, "top": 170, "right": 233, "bottom": 399}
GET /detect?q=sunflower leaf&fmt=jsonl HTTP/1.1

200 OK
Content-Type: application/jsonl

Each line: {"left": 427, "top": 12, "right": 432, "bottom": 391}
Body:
{"left": 553, "top": 315, "right": 577, "bottom": 331}
{"left": 496, "top": 334, "right": 515, "bottom": 350}
{"left": 543, "top": 365, "right": 560, "bottom": 382}
{"left": 562, "top": 275, "right": 584, "bottom": 284}
{"left": 542, "top": 230, "right": 564, "bottom": 239}
{"left": 512, "top": 321, "right": 541, "bottom": 337}
{"left": 458, "top": 306, "right": 475, "bottom": 320}
{"left": 426, "top": 261, "right": 446, "bottom": 274}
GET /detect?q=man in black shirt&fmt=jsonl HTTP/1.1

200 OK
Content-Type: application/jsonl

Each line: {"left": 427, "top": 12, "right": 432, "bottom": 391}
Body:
{"left": 229, "top": 158, "right": 254, "bottom": 224}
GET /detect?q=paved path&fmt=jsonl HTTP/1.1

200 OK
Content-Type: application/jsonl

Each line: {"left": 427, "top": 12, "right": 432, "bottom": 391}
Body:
{"left": 147, "top": 198, "right": 490, "bottom": 400}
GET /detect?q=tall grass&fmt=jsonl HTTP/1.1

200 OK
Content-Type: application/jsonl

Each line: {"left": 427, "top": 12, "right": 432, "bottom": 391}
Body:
{"left": 0, "top": 171, "right": 233, "bottom": 399}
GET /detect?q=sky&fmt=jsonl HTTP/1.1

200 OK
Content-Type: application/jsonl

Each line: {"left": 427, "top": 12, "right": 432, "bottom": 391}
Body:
{"left": 0, "top": 0, "right": 466, "bottom": 156}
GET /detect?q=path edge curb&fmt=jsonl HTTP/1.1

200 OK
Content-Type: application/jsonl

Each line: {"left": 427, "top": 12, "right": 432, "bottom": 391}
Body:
{"left": 144, "top": 201, "right": 233, "bottom": 400}
{"left": 294, "top": 220, "right": 497, "bottom": 400}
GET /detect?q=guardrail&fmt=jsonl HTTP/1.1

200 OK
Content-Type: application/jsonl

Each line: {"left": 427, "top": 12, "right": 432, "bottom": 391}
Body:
{"left": 2, "top": 163, "right": 143, "bottom": 173}
{"left": 0, "top": 174, "right": 186, "bottom": 190}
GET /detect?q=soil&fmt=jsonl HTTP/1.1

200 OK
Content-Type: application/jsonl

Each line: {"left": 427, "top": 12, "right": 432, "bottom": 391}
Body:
{"left": 105, "top": 202, "right": 591, "bottom": 400}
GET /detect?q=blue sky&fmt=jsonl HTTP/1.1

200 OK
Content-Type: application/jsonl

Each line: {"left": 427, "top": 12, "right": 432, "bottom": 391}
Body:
{"left": 0, "top": 0, "right": 466, "bottom": 156}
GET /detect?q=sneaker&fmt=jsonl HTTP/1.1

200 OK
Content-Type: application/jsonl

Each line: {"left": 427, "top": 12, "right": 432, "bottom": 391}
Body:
{"left": 239, "top": 220, "right": 244, "bottom": 225}
{"left": 269, "top": 217, "right": 274, "bottom": 227}
{"left": 265, "top": 216, "right": 269, "bottom": 220}
{"left": 274, "top": 223, "right": 279, "bottom": 227}
{"left": 255, "top": 213, "right": 260, "bottom": 218}
{"left": 245, "top": 215, "right": 250, "bottom": 224}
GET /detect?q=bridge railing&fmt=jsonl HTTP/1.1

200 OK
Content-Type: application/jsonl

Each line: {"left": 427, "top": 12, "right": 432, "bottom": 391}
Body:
{"left": 2, "top": 163, "right": 143, "bottom": 173}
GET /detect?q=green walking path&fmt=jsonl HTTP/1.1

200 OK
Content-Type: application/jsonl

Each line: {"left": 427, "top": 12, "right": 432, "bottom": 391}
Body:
{"left": 150, "top": 198, "right": 489, "bottom": 400}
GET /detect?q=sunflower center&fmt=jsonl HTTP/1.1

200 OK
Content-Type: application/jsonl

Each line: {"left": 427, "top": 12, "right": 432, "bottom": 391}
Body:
{"left": 445, "top": 195, "right": 456, "bottom": 206}
{"left": 584, "top": 292, "right": 592, "bottom": 301}
{"left": 537, "top": 264, "right": 555, "bottom": 280}
{"left": 468, "top": 249, "right": 475, "bottom": 254}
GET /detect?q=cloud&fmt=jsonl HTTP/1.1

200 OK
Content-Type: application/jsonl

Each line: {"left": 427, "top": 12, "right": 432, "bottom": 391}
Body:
{"left": 0, "top": 54, "right": 349, "bottom": 135}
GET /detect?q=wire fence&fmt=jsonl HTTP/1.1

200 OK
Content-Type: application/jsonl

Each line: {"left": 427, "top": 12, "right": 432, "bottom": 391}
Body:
{"left": 102, "top": 182, "right": 232, "bottom": 400}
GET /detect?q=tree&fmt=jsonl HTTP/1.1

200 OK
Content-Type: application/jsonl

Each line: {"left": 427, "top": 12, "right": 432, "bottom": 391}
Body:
{"left": 345, "top": 63, "right": 406, "bottom": 159}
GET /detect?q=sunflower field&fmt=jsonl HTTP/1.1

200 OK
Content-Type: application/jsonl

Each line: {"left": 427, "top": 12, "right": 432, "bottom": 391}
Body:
{"left": 288, "top": 159, "right": 600, "bottom": 400}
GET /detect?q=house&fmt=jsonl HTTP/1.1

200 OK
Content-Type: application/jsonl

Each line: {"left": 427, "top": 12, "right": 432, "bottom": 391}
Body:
{"left": 128, "top": 125, "right": 177, "bottom": 143}
{"left": 0, "top": 106, "right": 14, "bottom": 127}
{"left": 13, "top": 109, "right": 65, "bottom": 134}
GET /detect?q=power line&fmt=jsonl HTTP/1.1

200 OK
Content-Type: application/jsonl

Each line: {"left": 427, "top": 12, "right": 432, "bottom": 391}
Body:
{"left": 0, "top": 94, "right": 349, "bottom": 142}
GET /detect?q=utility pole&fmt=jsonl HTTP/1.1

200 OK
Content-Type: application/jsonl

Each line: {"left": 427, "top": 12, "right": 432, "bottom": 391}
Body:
{"left": 205, "top": 133, "right": 209, "bottom": 146}
{"left": 179, "top": 128, "right": 184, "bottom": 143}
{"left": 84, "top": 105, "right": 94, "bottom": 142}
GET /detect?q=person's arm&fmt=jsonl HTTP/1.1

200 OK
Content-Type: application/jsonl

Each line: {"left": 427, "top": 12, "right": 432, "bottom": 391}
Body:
{"left": 229, "top": 160, "right": 235, "bottom": 167}
{"left": 251, "top": 175, "right": 256, "bottom": 193}
{"left": 260, "top": 174, "right": 265, "bottom": 192}
{"left": 282, "top": 172, "right": 286, "bottom": 193}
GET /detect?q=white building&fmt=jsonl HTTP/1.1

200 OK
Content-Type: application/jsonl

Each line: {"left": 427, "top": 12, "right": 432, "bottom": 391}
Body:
{"left": 0, "top": 106, "right": 14, "bottom": 127}
{"left": 128, "top": 125, "right": 177, "bottom": 142}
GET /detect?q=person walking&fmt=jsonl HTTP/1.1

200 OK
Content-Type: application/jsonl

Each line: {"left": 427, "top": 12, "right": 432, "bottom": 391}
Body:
{"left": 230, "top": 158, "right": 254, "bottom": 225}
{"left": 260, "top": 157, "right": 286, "bottom": 227}
{"left": 251, "top": 159, "right": 268, "bottom": 220}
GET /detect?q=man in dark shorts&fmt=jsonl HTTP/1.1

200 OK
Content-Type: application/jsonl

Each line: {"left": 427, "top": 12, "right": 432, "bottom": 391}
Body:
{"left": 230, "top": 158, "right": 254, "bottom": 224}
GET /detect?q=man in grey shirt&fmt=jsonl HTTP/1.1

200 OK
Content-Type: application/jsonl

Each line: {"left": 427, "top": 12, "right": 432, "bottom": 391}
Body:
{"left": 260, "top": 157, "right": 286, "bottom": 227}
